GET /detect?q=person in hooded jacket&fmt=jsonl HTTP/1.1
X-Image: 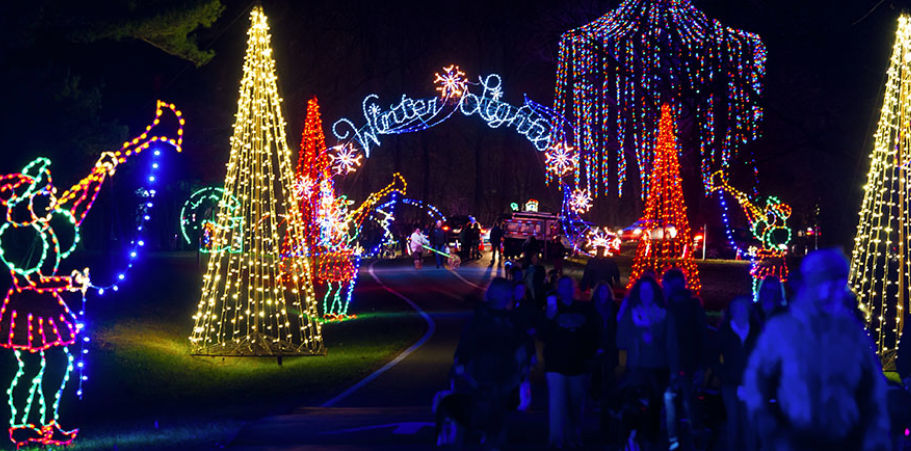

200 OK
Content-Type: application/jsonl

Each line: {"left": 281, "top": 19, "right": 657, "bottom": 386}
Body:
{"left": 740, "top": 249, "right": 890, "bottom": 451}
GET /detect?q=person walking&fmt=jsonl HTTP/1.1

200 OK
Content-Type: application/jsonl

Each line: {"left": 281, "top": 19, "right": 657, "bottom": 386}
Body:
{"left": 740, "top": 249, "right": 890, "bottom": 451}
{"left": 409, "top": 226, "right": 429, "bottom": 270}
{"left": 430, "top": 220, "right": 447, "bottom": 269}
{"left": 591, "top": 282, "right": 619, "bottom": 446}
{"left": 550, "top": 236, "right": 567, "bottom": 275}
{"left": 440, "top": 278, "right": 526, "bottom": 449}
{"left": 662, "top": 268, "right": 707, "bottom": 450}
{"left": 523, "top": 236, "right": 541, "bottom": 264}
{"left": 616, "top": 275, "right": 669, "bottom": 448}
{"left": 540, "top": 276, "right": 602, "bottom": 449}
{"left": 581, "top": 247, "right": 621, "bottom": 292}
{"left": 524, "top": 254, "right": 546, "bottom": 304}
{"left": 754, "top": 275, "right": 787, "bottom": 327}
{"left": 711, "top": 295, "right": 759, "bottom": 451}
{"left": 471, "top": 222, "right": 482, "bottom": 260}
{"left": 489, "top": 222, "right": 504, "bottom": 267}
{"left": 459, "top": 221, "right": 471, "bottom": 261}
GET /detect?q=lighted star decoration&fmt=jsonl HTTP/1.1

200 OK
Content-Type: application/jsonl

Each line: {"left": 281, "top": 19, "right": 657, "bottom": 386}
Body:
{"left": 545, "top": 143, "right": 578, "bottom": 177}
{"left": 569, "top": 188, "right": 593, "bottom": 214}
{"left": 434, "top": 65, "right": 468, "bottom": 99}
{"left": 329, "top": 144, "right": 363, "bottom": 175}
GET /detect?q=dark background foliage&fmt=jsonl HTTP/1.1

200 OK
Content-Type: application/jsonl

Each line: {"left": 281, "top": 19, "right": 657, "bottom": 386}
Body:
{"left": 0, "top": 0, "right": 906, "bottom": 251}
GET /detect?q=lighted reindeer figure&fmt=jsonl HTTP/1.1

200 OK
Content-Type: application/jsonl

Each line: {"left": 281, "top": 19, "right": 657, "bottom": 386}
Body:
{"left": 708, "top": 171, "right": 792, "bottom": 294}
{"left": 0, "top": 101, "right": 183, "bottom": 448}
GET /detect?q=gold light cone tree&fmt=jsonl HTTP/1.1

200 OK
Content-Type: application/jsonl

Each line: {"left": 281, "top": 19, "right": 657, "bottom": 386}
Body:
{"left": 850, "top": 15, "right": 911, "bottom": 368}
{"left": 627, "top": 105, "right": 701, "bottom": 295}
{"left": 190, "top": 6, "right": 323, "bottom": 356}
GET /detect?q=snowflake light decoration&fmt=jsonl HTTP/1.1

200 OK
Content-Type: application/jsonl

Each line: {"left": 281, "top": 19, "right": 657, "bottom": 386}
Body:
{"left": 292, "top": 175, "right": 316, "bottom": 198}
{"left": 434, "top": 65, "right": 468, "bottom": 99}
{"left": 329, "top": 144, "right": 363, "bottom": 175}
{"left": 545, "top": 143, "right": 578, "bottom": 177}
{"left": 586, "top": 228, "right": 620, "bottom": 256}
{"left": 569, "top": 188, "right": 593, "bottom": 214}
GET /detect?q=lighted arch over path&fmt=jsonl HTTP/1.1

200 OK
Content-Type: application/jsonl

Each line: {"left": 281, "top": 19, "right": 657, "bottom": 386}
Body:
{"left": 331, "top": 67, "right": 567, "bottom": 158}
{"left": 330, "top": 66, "right": 600, "bottom": 252}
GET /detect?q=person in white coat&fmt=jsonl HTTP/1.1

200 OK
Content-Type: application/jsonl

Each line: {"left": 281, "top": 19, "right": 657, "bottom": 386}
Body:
{"left": 410, "top": 227, "right": 429, "bottom": 269}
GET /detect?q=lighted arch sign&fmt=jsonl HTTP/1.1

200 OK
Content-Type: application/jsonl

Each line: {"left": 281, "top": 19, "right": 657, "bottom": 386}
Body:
{"left": 332, "top": 66, "right": 563, "bottom": 157}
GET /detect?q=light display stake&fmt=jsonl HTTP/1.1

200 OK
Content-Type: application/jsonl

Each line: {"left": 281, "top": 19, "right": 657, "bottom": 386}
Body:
{"left": 850, "top": 15, "right": 911, "bottom": 369}
{"left": 524, "top": 199, "right": 539, "bottom": 212}
{"left": 332, "top": 67, "right": 561, "bottom": 157}
{"left": 190, "top": 6, "right": 323, "bottom": 356}
{"left": 627, "top": 105, "right": 701, "bottom": 294}
{"left": 554, "top": 0, "right": 765, "bottom": 197}
{"left": 0, "top": 100, "right": 184, "bottom": 447}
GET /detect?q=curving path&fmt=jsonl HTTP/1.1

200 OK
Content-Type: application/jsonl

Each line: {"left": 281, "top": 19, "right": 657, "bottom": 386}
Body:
{"left": 228, "top": 258, "right": 503, "bottom": 450}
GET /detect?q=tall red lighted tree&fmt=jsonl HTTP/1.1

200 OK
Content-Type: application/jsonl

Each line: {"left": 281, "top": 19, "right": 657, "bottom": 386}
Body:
{"left": 627, "top": 105, "right": 701, "bottom": 294}
{"left": 296, "top": 96, "right": 332, "bottom": 253}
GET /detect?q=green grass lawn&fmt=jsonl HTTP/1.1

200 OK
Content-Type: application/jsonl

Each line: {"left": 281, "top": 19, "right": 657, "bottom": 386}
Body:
{"left": 1, "top": 253, "right": 426, "bottom": 451}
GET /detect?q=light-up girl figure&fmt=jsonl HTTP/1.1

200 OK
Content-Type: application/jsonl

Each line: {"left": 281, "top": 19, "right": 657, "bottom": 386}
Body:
{"left": 0, "top": 152, "right": 117, "bottom": 447}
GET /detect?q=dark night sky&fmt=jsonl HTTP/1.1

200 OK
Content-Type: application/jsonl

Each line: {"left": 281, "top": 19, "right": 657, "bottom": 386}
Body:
{"left": 0, "top": 0, "right": 908, "bottom": 250}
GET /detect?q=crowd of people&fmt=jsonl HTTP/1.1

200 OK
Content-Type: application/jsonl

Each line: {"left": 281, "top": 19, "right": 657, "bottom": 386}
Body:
{"left": 435, "top": 246, "right": 902, "bottom": 451}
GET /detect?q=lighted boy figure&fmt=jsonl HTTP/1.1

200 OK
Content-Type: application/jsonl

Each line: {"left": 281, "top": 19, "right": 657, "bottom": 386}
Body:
{"left": 0, "top": 151, "right": 117, "bottom": 447}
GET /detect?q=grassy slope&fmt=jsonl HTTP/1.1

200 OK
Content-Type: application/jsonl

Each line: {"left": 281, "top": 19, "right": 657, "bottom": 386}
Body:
{"left": 1, "top": 254, "right": 425, "bottom": 450}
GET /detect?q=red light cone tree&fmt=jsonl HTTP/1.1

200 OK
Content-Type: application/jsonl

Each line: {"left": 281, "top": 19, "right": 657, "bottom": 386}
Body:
{"left": 295, "top": 97, "right": 332, "bottom": 255}
{"left": 627, "top": 105, "right": 701, "bottom": 294}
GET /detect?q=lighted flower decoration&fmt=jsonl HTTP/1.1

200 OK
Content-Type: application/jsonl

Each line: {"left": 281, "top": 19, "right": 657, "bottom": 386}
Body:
{"left": 569, "top": 188, "right": 593, "bottom": 214}
{"left": 545, "top": 143, "right": 578, "bottom": 177}
{"left": 329, "top": 144, "right": 363, "bottom": 175}
{"left": 434, "top": 64, "right": 468, "bottom": 99}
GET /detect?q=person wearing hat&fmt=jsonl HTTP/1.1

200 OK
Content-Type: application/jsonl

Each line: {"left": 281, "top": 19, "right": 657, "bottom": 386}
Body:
{"left": 0, "top": 153, "right": 117, "bottom": 447}
{"left": 739, "top": 248, "right": 890, "bottom": 451}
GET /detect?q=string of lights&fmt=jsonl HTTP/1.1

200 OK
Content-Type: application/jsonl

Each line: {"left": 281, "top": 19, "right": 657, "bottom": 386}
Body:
{"left": 180, "top": 187, "right": 244, "bottom": 253}
{"left": 708, "top": 170, "right": 791, "bottom": 296}
{"left": 554, "top": 0, "right": 765, "bottom": 198}
{"left": 0, "top": 101, "right": 183, "bottom": 448}
{"left": 332, "top": 66, "right": 561, "bottom": 161}
{"left": 850, "top": 15, "right": 911, "bottom": 368}
{"left": 190, "top": 6, "right": 323, "bottom": 356}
